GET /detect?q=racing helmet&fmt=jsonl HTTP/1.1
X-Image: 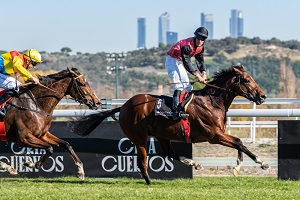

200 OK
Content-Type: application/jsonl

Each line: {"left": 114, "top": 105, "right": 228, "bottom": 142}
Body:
{"left": 24, "top": 49, "right": 42, "bottom": 64}
{"left": 194, "top": 27, "right": 208, "bottom": 40}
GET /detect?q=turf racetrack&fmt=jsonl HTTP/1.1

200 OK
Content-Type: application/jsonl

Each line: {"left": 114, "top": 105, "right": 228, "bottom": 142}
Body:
{"left": 0, "top": 176, "right": 299, "bottom": 199}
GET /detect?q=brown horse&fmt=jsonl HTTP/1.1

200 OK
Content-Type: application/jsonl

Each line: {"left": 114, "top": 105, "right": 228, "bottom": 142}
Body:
{"left": 69, "top": 65, "right": 270, "bottom": 184}
{"left": 0, "top": 67, "right": 100, "bottom": 180}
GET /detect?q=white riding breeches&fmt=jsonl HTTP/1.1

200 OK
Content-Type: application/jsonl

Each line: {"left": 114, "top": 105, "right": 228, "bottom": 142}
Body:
{"left": 0, "top": 73, "right": 21, "bottom": 90}
{"left": 165, "top": 55, "right": 193, "bottom": 92}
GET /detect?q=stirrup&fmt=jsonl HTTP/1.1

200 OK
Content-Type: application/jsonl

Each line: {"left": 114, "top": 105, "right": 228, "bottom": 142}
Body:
{"left": 179, "top": 112, "right": 189, "bottom": 119}
{"left": 0, "top": 111, "right": 6, "bottom": 119}
{"left": 172, "top": 111, "right": 180, "bottom": 120}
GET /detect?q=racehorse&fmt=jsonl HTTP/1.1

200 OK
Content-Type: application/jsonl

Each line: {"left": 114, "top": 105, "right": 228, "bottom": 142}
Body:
{"left": 68, "top": 65, "right": 270, "bottom": 184}
{"left": 0, "top": 67, "right": 100, "bottom": 180}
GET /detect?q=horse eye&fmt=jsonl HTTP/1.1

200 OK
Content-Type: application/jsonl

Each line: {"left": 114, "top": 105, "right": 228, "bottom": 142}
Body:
{"left": 244, "top": 79, "right": 250, "bottom": 83}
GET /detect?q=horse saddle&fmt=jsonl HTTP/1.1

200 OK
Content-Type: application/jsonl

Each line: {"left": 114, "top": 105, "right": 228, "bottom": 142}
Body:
{"left": 154, "top": 92, "right": 193, "bottom": 119}
{"left": 154, "top": 93, "right": 194, "bottom": 143}
{"left": 0, "top": 89, "right": 16, "bottom": 121}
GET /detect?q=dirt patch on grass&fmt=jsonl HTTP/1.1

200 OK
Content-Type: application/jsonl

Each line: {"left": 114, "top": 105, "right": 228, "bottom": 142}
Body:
{"left": 192, "top": 138, "right": 278, "bottom": 177}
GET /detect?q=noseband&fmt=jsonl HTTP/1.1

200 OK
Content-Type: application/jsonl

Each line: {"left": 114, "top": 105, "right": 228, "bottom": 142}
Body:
{"left": 69, "top": 72, "right": 94, "bottom": 107}
{"left": 233, "top": 75, "right": 259, "bottom": 100}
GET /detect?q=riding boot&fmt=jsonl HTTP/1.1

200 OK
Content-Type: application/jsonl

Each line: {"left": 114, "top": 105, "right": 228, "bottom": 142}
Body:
{"left": 0, "top": 89, "right": 18, "bottom": 119}
{"left": 172, "top": 90, "right": 181, "bottom": 120}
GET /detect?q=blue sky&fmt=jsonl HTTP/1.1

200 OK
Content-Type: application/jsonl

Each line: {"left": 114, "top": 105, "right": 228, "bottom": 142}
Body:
{"left": 1, "top": 0, "right": 298, "bottom": 54}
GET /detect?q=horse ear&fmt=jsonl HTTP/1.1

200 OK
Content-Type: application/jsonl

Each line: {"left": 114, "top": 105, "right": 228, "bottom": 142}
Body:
{"left": 232, "top": 66, "right": 243, "bottom": 75}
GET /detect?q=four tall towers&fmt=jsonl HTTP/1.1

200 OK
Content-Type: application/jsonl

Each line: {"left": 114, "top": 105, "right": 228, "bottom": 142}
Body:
{"left": 137, "top": 9, "right": 244, "bottom": 49}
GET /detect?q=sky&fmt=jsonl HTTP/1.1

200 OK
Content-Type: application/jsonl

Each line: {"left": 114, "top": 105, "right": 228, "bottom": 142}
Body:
{"left": 1, "top": 0, "right": 299, "bottom": 54}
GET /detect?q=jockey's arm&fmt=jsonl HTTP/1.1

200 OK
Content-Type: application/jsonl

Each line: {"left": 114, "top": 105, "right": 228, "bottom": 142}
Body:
{"left": 12, "top": 56, "right": 31, "bottom": 82}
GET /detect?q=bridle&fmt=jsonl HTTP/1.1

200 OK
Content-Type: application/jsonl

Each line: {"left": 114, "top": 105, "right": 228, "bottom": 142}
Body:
{"left": 232, "top": 74, "right": 259, "bottom": 100}
{"left": 205, "top": 73, "right": 259, "bottom": 100}
{"left": 68, "top": 69, "right": 95, "bottom": 108}
{"left": 8, "top": 69, "right": 96, "bottom": 116}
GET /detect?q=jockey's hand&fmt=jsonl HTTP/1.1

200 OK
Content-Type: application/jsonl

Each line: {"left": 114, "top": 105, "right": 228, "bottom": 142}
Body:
{"left": 29, "top": 76, "right": 40, "bottom": 85}
{"left": 197, "top": 74, "right": 207, "bottom": 84}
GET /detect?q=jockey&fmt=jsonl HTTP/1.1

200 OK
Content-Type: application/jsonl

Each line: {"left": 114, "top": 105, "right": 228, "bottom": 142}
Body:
{"left": 165, "top": 27, "right": 208, "bottom": 119}
{"left": 0, "top": 49, "right": 42, "bottom": 117}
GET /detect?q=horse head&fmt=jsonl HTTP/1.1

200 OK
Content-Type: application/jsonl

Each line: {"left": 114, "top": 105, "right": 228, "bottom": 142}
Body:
{"left": 231, "top": 65, "right": 266, "bottom": 105}
{"left": 66, "top": 67, "right": 101, "bottom": 109}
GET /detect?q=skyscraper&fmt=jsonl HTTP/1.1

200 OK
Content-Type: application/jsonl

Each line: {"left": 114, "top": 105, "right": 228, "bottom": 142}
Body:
{"left": 230, "top": 9, "right": 244, "bottom": 38}
{"left": 137, "top": 17, "right": 146, "bottom": 49}
{"left": 166, "top": 31, "right": 178, "bottom": 45}
{"left": 158, "top": 12, "right": 170, "bottom": 46}
{"left": 201, "top": 13, "right": 214, "bottom": 39}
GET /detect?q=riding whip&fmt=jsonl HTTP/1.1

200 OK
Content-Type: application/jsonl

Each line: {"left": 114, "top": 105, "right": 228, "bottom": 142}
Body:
{"left": 21, "top": 82, "right": 56, "bottom": 93}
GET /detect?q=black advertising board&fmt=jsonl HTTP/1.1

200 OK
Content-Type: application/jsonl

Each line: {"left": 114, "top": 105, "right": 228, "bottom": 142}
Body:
{"left": 0, "top": 121, "right": 192, "bottom": 179}
{"left": 278, "top": 120, "right": 300, "bottom": 180}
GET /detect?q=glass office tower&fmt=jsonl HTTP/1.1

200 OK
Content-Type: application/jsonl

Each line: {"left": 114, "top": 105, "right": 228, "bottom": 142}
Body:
{"left": 230, "top": 9, "right": 244, "bottom": 38}
{"left": 137, "top": 17, "right": 146, "bottom": 49}
{"left": 158, "top": 12, "right": 170, "bottom": 46}
{"left": 166, "top": 31, "right": 178, "bottom": 45}
{"left": 201, "top": 13, "right": 214, "bottom": 39}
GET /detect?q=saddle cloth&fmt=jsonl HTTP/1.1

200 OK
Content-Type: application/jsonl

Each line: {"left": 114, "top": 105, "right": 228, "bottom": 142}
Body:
{"left": 0, "top": 121, "right": 7, "bottom": 141}
{"left": 154, "top": 93, "right": 194, "bottom": 143}
{"left": 154, "top": 93, "right": 194, "bottom": 119}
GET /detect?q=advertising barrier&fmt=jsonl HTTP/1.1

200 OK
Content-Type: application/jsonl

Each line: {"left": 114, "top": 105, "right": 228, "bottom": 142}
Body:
{"left": 278, "top": 120, "right": 300, "bottom": 180}
{"left": 0, "top": 121, "right": 192, "bottom": 179}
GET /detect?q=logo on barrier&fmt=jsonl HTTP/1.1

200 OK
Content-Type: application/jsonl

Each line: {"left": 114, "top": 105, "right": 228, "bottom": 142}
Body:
{"left": 101, "top": 138, "right": 174, "bottom": 173}
{"left": 0, "top": 143, "right": 64, "bottom": 173}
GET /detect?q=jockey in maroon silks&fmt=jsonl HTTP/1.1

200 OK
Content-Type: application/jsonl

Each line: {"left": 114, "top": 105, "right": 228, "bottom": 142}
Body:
{"left": 165, "top": 27, "right": 208, "bottom": 119}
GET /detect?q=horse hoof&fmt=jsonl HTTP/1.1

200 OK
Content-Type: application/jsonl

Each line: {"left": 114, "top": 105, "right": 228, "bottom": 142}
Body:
{"left": 233, "top": 167, "right": 239, "bottom": 176}
{"left": 261, "top": 163, "right": 270, "bottom": 170}
{"left": 8, "top": 167, "right": 18, "bottom": 175}
{"left": 23, "top": 161, "right": 35, "bottom": 168}
{"left": 195, "top": 164, "right": 204, "bottom": 170}
{"left": 78, "top": 172, "right": 85, "bottom": 180}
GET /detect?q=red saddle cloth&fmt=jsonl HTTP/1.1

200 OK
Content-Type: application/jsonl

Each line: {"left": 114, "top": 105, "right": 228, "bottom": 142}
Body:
{"left": 180, "top": 93, "right": 191, "bottom": 143}
{"left": 0, "top": 90, "right": 9, "bottom": 141}
{"left": 0, "top": 121, "right": 7, "bottom": 141}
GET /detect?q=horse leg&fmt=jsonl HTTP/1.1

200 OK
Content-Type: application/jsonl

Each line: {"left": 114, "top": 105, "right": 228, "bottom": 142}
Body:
{"left": 40, "top": 131, "right": 85, "bottom": 180}
{"left": 136, "top": 145, "right": 151, "bottom": 185}
{"left": 156, "top": 137, "right": 203, "bottom": 170}
{"left": 211, "top": 132, "right": 270, "bottom": 175}
{"left": 233, "top": 150, "right": 243, "bottom": 176}
{"left": 0, "top": 161, "right": 18, "bottom": 175}
{"left": 18, "top": 134, "right": 54, "bottom": 170}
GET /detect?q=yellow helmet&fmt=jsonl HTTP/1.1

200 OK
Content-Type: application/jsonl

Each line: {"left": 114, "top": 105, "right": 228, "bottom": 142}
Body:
{"left": 24, "top": 49, "right": 42, "bottom": 63}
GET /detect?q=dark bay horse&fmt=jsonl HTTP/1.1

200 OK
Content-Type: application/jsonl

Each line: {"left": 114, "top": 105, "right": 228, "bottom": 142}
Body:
{"left": 69, "top": 65, "right": 270, "bottom": 184}
{"left": 0, "top": 67, "right": 100, "bottom": 180}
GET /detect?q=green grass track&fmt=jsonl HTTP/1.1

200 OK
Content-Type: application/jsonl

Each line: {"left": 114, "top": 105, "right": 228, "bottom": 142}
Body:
{"left": 0, "top": 176, "right": 299, "bottom": 200}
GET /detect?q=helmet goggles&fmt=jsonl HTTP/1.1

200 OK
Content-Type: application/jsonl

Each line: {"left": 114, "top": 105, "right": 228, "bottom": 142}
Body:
{"left": 31, "top": 61, "right": 38, "bottom": 66}
{"left": 196, "top": 35, "right": 207, "bottom": 41}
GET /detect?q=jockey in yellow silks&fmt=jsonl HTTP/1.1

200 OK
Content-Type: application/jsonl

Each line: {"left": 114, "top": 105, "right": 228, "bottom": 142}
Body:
{"left": 0, "top": 49, "right": 42, "bottom": 117}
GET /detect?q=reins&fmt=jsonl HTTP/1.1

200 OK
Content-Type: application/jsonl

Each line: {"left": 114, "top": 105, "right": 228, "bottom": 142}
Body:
{"left": 22, "top": 82, "right": 56, "bottom": 93}
{"left": 7, "top": 102, "right": 51, "bottom": 116}
{"left": 168, "top": 80, "right": 236, "bottom": 94}
{"left": 8, "top": 70, "right": 84, "bottom": 116}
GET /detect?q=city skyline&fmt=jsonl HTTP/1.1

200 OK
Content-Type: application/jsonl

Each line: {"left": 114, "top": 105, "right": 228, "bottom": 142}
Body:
{"left": 1, "top": 0, "right": 299, "bottom": 54}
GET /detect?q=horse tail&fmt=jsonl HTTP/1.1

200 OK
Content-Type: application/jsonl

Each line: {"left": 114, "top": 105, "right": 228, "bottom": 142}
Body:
{"left": 68, "top": 107, "right": 121, "bottom": 136}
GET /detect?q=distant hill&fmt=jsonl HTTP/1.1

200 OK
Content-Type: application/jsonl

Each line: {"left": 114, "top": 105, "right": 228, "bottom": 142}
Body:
{"left": 11, "top": 37, "right": 300, "bottom": 99}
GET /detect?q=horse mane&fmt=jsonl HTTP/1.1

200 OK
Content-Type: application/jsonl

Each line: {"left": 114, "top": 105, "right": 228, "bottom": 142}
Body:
{"left": 194, "top": 65, "right": 245, "bottom": 95}
{"left": 209, "top": 65, "right": 245, "bottom": 84}
{"left": 38, "top": 67, "right": 79, "bottom": 85}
